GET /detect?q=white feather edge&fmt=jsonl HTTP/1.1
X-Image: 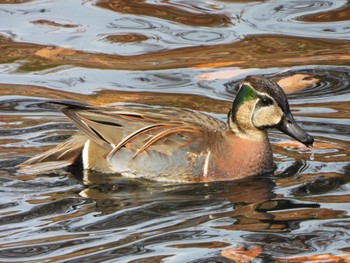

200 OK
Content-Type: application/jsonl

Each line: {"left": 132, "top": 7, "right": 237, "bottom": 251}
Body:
{"left": 82, "top": 139, "right": 90, "bottom": 170}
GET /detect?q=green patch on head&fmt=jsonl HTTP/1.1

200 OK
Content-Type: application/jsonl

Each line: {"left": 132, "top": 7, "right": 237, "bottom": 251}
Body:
{"left": 232, "top": 84, "right": 259, "bottom": 111}
{"left": 240, "top": 84, "right": 259, "bottom": 101}
{"left": 228, "top": 83, "right": 260, "bottom": 125}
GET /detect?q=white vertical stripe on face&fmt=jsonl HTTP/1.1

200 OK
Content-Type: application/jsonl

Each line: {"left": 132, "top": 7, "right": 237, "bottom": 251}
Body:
{"left": 82, "top": 139, "right": 90, "bottom": 169}
{"left": 203, "top": 150, "right": 211, "bottom": 177}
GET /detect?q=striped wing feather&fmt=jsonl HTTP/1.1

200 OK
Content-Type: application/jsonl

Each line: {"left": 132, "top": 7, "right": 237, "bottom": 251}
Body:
{"left": 57, "top": 101, "right": 225, "bottom": 158}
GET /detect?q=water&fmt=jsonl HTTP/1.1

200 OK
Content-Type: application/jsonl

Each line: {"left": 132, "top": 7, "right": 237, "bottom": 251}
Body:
{"left": 0, "top": 0, "right": 349, "bottom": 262}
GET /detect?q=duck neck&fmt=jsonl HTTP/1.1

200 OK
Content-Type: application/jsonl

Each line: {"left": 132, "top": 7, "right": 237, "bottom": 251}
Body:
{"left": 228, "top": 120, "right": 268, "bottom": 140}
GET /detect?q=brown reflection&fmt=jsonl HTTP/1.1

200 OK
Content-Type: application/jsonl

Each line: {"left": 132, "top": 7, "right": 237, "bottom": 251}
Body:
{"left": 302, "top": 5, "right": 350, "bottom": 22}
{"left": 103, "top": 33, "right": 148, "bottom": 43}
{"left": 1, "top": 35, "right": 350, "bottom": 71}
{"left": 272, "top": 207, "right": 345, "bottom": 221}
{"left": 96, "top": 0, "right": 231, "bottom": 27}
{"left": 299, "top": 194, "right": 350, "bottom": 203}
{"left": 215, "top": 198, "right": 346, "bottom": 232}
{"left": 213, "top": 178, "right": 275, "bottom": 204}
{"left": 214, "top": 203, "right": 282, "bottom": 232}
{"left": 196, "top": 178, "right": 280, "bottom": 232}
{"left": 218, "top": 0, "right": 264, "bottom": 2}
{"left": 128, "top": 256, "right": 172, "bottom": 263}
{"left": 211, "top": 170, "right": 349, "bottom": 232}
{"left": 0, "top": 83, "right": 229, "bottom": 111}
{"left": 167, "top": 241, "right": 229, "bottom": 249}
{"left": 41, "top": 177, "right": 275, "bottom": 262}
{"left": 0, "top": 0, "right": 32, "bottom": 3}
{"left": 274, "top": 253, "right": 350, "bottom": 263}
{"left": 0, "top": 74, "right": 329, "bottom": 114}
{"left": 79, "top": 174, "right": 288, "bottom": 233}
{"left": 279, "top": 172, "right": 350, "bottom": 199}
{"left": 296, "top": 101, "right": 350, "bottom": 119}
{"left": 31, "top": 19, "right": 79, "bottom": 28}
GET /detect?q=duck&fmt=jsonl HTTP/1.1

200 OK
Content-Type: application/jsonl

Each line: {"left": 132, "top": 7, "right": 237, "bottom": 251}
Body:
{"left": 18, "top": 75, "right": 314, "bottom": 182}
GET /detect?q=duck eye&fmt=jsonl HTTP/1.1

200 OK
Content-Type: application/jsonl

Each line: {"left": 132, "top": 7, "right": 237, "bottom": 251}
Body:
{"left": 260, "top": 97, "right": 273, "bottom": 106}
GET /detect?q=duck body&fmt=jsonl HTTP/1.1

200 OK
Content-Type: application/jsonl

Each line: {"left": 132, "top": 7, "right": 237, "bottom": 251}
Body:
{"left": 79, "top": 118, "right": 273, "bottom": 183}
{"left": 18, "top": 75, "right": 313, "bottom": 183}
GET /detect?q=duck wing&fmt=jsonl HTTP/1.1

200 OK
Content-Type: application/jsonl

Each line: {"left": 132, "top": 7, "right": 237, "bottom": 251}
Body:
{"left": 51, "top": 100, "right": 226, "bottom": 159}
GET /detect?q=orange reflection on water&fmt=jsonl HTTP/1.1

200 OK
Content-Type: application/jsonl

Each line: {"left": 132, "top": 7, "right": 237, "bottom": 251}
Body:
{"left": 1, "top": 34, "right": 350, "bottom": 72}
{"left": 96, "top": 0, "right": 231, "bottom": 27}
{"left": 301, "top": 5, "right": 350, "bottom": 22}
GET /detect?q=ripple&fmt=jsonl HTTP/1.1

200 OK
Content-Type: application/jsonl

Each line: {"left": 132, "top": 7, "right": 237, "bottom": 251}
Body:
{"left": 241, "top": 0, "right": 350, "bottom": 40}
{"left": 275, "top": 68, "right": 350, "bottom": 101}
{"left": 221, "top": 68, "right": 350, "bottom": 103}
{"left": 71, "top": 198, "right": 226, "bottom": 231}
{"left": 0, "top": 99, "right": 53, "bottom": 113}
{"left": 246, "top": 1, "right": 335, "bottom": 21}
{"left": 280, "top": 0, "right": 334, "bottom": 16}
{"left": 107, "top": 17, "right": 160, "bottom": 30}
{"left": 0, "top": 63, "right": 21, "bottom": 73}
{"left": 0, "top": 244, "right": 61, "bottom": 258}
{"left": 0, "top": 198, "right": 86, "bottom": 225}
{"left": 0, "top": 236, "right": 99, "bottom": 259}
{"left": 291, "top": 176, "right": 346, "bottom": 196}
{"left": 174, "top": 30, "right": 228, "bottom": 43}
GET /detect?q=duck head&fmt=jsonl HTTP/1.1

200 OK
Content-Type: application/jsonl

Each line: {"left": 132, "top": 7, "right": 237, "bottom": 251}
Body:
{"left": 228, "top": 75, "right": 314, "bottom": 147}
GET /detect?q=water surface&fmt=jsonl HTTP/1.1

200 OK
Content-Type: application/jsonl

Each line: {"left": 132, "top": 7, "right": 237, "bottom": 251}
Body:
{"left": 0, "top": 0, "right": 349, "bottom": 262}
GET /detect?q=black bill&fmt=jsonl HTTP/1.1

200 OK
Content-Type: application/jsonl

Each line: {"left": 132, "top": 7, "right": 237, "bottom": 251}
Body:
{"left": 277, "top": 112, "right": 314, "bottom": 147}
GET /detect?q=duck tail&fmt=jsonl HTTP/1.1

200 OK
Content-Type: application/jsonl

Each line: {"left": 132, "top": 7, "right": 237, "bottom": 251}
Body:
{"left": 17, "top": 133, "right": 86, "bottom": 175}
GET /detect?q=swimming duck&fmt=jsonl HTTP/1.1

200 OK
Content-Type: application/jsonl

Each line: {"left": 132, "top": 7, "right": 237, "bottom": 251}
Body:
{"left": 18, "top": 75, "right": 313, "bottom": 182}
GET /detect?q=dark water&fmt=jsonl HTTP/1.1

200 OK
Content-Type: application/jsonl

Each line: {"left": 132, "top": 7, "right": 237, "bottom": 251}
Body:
{"left": 0, "top": 0, "right": 350, "bottom": 262}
